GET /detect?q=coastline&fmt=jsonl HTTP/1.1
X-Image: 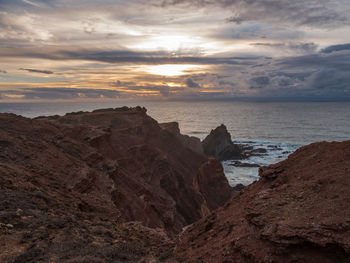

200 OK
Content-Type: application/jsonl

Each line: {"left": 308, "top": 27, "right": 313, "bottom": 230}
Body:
{"left": 0, "top": 107, "right": 350, "bottom": 262}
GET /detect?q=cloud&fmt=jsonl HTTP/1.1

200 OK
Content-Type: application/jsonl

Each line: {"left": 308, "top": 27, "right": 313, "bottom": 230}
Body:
{"left": 321, "top": 43, "right": 350, "bottom": 54}
{"left": 22, "top": 0, "right": 41, "bottom": 7}
{"left": 159, "top": 0, "right": 350, "bottom": 27}
{"left": 307, "top": 68, "right": 350, "bottom": 90}
{"left": 0, "top": 11, "right": 53, "bottom": 41}
{"left": 0, "top": 87, "right": 120, "bottom": 100}
{"left": 19, "top": 68, "right": 53, "bottom": 74}
{"left": 185, "top": 77, "right": 201, "bottom": 88}
{"left": 110, "top": 80, "right": 175, "bottom": 96}
{"left": 249, "top": 76, "right": 270, "bottom": 89}
{"left": 240, "top": 47, "right": 350, "bottom": 99}
{"left": 0, "top": 69, "right": 7, "bottom": 73}
{"left": 0, "top": 46, "right": 259, "bottom": 65}
{"left": 278, "top": 52, "right": 350, "bottom": 71}
{"left": 0, "top": 0, "right": 349, "bottom": 101}
{"left": 251, "top": 42, "right": 318, "bottom": 55}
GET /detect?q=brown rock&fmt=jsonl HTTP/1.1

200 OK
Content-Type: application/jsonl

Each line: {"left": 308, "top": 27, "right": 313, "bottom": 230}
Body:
{"left": 176, "top": 141, "right": 350, "bottom": 263}
{"left": 160, "top": 122, "right": 204, "bottom": 155}
{"left": 56, "top": 108, "right": 233, "bottom": 235}
{"left": 202, "top": 124, "right": 244, "bottom": 161}
{"left": 0, "top": 108, "right": 233, "bottom": 262}
{"left": 193, "top": 158, "right": 234, "bottom": 211}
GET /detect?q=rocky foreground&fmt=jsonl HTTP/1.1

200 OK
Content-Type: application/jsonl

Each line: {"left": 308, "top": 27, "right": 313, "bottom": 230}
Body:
{"left": 0, "top": 107, "right": 233, "bottom": 262}
{"left": 0, "top": 107, "right": 350, "bottom": 262}
{"left": 176, "top": 141, "right": 350, "bottom": 262}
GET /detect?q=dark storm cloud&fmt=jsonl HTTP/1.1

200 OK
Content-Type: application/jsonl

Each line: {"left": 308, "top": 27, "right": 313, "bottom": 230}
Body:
{"left": 240, "top": 47, "right": 350, "bottom": 100}
{"left": 251, "top": 42, "right": 318, "bottom": 54}
{"left": 19, "top": 68, "right": 54, "bottom": 74}
{"left": 225, "top": 16, "right": 244, "bottom": 25}
{"left": 111, "top": 80, "right": 137, "bottom": 87}
{"left": 57, "top": 51, "right": 258, "bottom": 65}
{"left": 0, "top": 47, "right": 258, "bottom": 65}
{"left": 218, "top": 79, "right": 236, "bottom": 86}
{"left": 321, "top": 43, "right": 350, "bottom": 54}
{"left": 278, "top": 52, "right": 350, "bottom": 71}
{"left": 185, "top": 77, "right": 201, "bottom": 89}
{"left": 159, "top": 0, "right": 349, "bottom": 27}
{"left": 307, "top": 68, "right": 350, "bottom": 90}
{"left": 110, "top": 81, "right": 175, "bottom": 96}
{"left": 0, "top": 87, "right": 120, "bottom": 100}
{"left": 249, "top": 76, "right": 270, "bottom": 89}
{"left": 0, "top": 69, "right": 7, "bottom": 73}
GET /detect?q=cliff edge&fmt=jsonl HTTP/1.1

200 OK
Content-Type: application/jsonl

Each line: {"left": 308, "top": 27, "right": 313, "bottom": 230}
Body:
{"left": 0, "top": 107, "right": 233, "bottom": 262}
{"left": 176, "top": 140, "right": 350, "bottom": 263}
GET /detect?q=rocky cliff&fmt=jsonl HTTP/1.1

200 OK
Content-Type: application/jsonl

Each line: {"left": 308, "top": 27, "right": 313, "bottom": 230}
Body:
{"left": 2, "top": 108, "right": 350, "bottom": 263}
{"left": 0, "top": 107, "right": 233, "bottom": 262}
{"left": 160, "top": 122, "right": 204, "bottom": 155}
{"left": 176, "top": 141, "right": 350, "bottom": 262}
{"left": 202, "top": 124, "right": 244, "bottom": 161}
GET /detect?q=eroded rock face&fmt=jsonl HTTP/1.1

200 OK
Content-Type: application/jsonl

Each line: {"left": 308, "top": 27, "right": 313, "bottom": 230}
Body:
{"left": 56, "top": 108, "right": 234, "bottom": 235}
{"left": 160, "top": 122, "right": 204, "bottom": 155}
{"left": 202, "top": 124, "right": 244, "bottom": 161}
{"left": 176, "top": 141, "right": 350, "bottom": 263}
{"left": 0, "top": 108, "right": 233, "bottom": 262}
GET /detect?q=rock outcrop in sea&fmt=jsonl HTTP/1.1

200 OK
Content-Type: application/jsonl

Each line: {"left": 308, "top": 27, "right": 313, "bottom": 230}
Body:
{"left": 0, "top": 107, "right": 233, "bottom": 262}
{"left": 202, "top": 124, "right": 244, "bottom": 161}
{"left": 176, "top": 141, "right": 350, "bottom": 262}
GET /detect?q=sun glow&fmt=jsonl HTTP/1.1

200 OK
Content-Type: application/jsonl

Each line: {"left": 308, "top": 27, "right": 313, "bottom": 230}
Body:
{"left": 130, "top": 35, "right": 200, "bottom": 51}
{"left": 146, "top": 64, "right": 203, "bottom": 76}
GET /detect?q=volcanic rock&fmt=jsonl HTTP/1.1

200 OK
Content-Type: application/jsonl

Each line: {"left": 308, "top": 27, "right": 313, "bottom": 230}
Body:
{"left": 0, "top": 107, "right": 234, "bottom": 262}
{"left": 160, "top": 122, "right": 204, "bottom": 155}
{"left": 229, "top": 161, "right": 261, "bottom": 167}
{"left": 202, "top": 124, "right": 244, "bottom": 161}
{"left": 176, "top": 141, "right": 350, "bottom": 262}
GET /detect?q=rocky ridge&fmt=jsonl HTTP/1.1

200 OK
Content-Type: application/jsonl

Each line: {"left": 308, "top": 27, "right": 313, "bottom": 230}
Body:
{"left": 0, "top": 107, "right": 233, "bottom": 262}
{"left": 1, "top": 107, "right": 350, "bottom": 263}
{"left": 176, "top": 140, "right": 350, "bottom": 262}
{"left": 202, "top": 124, "right": 244, "bottom": 161}
{"left": 159, "top": 122, "right": 203, "bottom": 155}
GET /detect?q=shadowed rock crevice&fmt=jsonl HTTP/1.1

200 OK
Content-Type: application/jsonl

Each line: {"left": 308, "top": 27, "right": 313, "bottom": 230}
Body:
{"left": 160, "top": 122, "right": 204, "bottom": 155}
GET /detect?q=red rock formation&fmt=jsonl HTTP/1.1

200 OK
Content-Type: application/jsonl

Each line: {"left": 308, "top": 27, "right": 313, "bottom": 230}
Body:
{"left": 176, "top": 141, "right": 350, "bottom": 262}
{"left": 0, "top": 108, "right": 233, "bottom": 262}
{"left": 202, "top": 124, "right": 244, "bottom": 161}
{"left": 160, "top": 122, "right": 204, "bottom": 155}
{"left": 55, "top": 108, "right": 233, "bottom": 235}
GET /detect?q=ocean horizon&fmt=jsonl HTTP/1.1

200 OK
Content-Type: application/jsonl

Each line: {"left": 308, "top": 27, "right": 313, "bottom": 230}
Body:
{"left": 1, "top": 101, "right": 349, "bottom": 186}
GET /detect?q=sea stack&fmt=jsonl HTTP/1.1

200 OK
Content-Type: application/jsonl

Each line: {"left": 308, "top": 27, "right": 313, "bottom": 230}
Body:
{"left": 202, "top": 124, "right": 244, "bottom": 161}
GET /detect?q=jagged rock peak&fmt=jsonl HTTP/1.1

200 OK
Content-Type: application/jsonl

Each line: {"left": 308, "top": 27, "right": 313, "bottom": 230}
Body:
{"left": 202, "top": 124, "right": 244, "bottom": 161}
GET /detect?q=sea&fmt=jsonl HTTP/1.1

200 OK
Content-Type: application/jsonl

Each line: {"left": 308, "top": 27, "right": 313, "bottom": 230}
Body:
{"left": 1, "top": 101, "right": 349, "bottom": 187}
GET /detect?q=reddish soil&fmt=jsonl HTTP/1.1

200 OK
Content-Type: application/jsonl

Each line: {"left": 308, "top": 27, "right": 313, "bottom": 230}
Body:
{"left": 176, "top": 141, "right": 350, "bottom": 263}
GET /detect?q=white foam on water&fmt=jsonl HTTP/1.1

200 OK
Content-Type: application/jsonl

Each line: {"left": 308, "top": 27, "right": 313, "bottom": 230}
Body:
{"left": 223, "top": 164, "right": 259, "bottom": 186}
{"left": 223, "top": 140, "right": 300, "bottom": 187}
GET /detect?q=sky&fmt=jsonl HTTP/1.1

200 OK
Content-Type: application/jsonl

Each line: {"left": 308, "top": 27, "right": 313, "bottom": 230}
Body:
{"left": 0, "top": 0, "right": 350, "bottom": 101}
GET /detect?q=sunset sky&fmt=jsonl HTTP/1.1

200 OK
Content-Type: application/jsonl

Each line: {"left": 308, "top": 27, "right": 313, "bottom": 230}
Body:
{"left": 1, "top": 0, "right": 350, "bottom": 101}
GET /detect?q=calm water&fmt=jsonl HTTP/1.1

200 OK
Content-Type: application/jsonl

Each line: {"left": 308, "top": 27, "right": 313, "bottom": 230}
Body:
{"left": 1, "top": 101, "right": 349, "bottom": 186}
